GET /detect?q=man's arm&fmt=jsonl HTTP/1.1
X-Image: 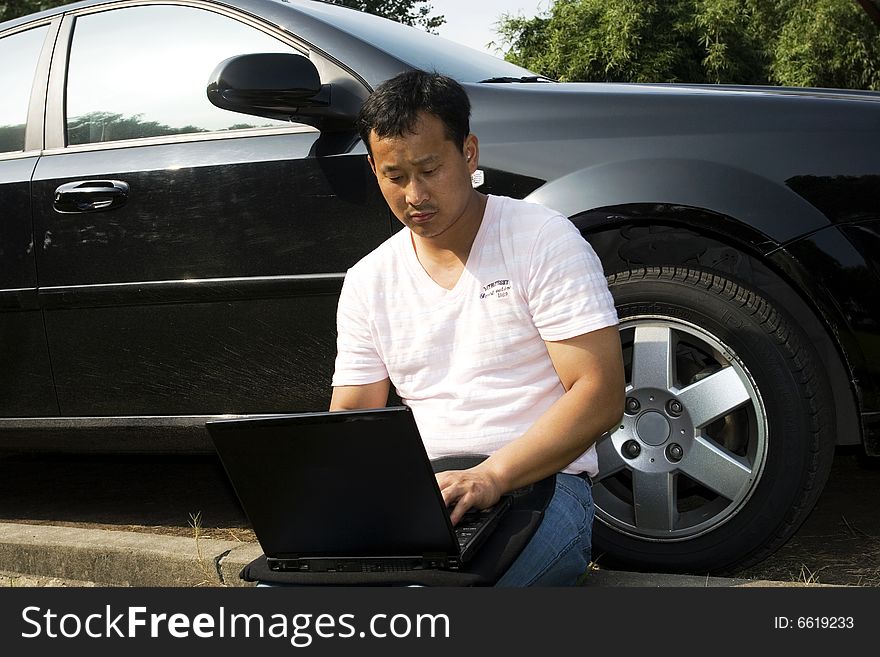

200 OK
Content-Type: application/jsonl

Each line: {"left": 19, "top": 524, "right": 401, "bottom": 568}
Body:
{"left": 330, "top": 379, "right": 391, "bottom": 411}
{"left": 436, "top": 325, "right": 625, "bottom": 524}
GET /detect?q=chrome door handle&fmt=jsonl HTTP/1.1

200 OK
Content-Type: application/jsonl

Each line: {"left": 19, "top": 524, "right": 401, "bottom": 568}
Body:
{"left": 53, "top": 180, "right": 130, "bottom": 213}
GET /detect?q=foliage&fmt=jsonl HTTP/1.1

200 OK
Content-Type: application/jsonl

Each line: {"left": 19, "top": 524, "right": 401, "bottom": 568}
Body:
{"left": 0, "top": 123, "right": 25, "bottom": 153}
{"left": 329, "top": 0, "right": 444, "bottom": 32}
{"left": 772, "top": 0, "right": 880, "bottom": 89}
{"left": 66, "top": 111, "right": 208, "bottom": 145}
{"left": 1, "top": 0, "right": 57, "bottom": 24}
{"left": 497, "top": 0, "right": 880, "bottom": 89}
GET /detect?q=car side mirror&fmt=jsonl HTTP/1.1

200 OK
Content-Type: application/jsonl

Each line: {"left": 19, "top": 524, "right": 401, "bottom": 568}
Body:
{"left": 207, "top": 53, "right": 331, "bottom": 123}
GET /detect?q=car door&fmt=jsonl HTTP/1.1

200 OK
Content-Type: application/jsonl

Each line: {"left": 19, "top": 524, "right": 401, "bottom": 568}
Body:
{"left": 31, "top": 2, "right": 390, "bottom": 417}
{"left": 0, "top": 21, "right": 57, "bottom": 418}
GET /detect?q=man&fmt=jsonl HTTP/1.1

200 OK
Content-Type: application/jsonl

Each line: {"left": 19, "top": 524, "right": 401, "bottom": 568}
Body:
{"left": 331, "top": 70, "right": 625, "bottom": 586}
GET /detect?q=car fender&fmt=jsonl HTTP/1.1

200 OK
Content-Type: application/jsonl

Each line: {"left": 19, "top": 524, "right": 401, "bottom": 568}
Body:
{"left": 524, "top": 157, "right": 831, "bottom": 246}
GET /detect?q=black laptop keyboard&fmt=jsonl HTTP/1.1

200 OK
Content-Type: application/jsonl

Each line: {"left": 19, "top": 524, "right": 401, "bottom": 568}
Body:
{"left": 455, "top": 508, "right": 494, "bottom": 546}
{"left": 453, "top": 498, "right": 511, "bottom": 562}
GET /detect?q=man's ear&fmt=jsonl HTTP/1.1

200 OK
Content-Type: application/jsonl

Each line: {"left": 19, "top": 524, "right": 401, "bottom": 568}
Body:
{"left": 464, "top": 134, "right": 479, "bottom": 172}
{"left": 367, "top": 154, "right": 377, "bottom": 176}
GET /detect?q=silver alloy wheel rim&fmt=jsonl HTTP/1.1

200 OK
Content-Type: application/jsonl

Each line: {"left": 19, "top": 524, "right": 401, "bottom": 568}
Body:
{"left": 593, "top": 316, "right": 768, "bottom": 541}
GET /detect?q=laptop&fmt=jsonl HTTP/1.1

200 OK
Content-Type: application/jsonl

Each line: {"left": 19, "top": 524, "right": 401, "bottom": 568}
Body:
{"left": 205, "top": 406, "right": 511, "bottom": 573}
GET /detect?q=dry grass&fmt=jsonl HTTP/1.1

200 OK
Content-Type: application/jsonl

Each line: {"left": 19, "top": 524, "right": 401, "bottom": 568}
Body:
{"left": 188, "top": 511, "right": 215, "bottom": 586}
{"left": 796, "top": 564, "right": 827, "bottom": 585}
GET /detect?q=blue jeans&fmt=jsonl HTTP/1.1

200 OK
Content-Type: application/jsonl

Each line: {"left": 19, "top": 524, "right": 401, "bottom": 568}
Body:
{"left": 494, "top": 473, "right": 594, "bottom": 587}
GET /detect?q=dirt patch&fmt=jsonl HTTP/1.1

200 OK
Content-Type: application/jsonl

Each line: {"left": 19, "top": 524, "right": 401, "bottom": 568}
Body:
{"left": 734, "top": 450, "right": 880, "bottom": 586}
{"left": 739, "top": 530, "right": 880, "bottom": 586}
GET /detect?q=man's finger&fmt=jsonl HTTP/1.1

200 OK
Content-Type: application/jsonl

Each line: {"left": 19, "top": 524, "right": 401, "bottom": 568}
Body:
{"left": 448, "top": 498, "right": 473, "bottom": 526}
{"left": 440, "top": 486, "right": 456, "bottom": 506}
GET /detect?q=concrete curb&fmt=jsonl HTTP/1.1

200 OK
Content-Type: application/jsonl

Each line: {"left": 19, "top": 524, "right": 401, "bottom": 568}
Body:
{"left": 0, "top": 522, "right": 836, "bottom": 587}
{"left": 0, "top": 523, "right": 261, "bottom": 587}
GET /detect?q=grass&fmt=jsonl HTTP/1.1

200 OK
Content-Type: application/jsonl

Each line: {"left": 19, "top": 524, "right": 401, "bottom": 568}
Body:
{"left": 796, "top": 564, "right": 826, "bottom": 585}
{"left": 576, "top": 560, "right": 602, "bottom": 585}
{"left": 188, "top": 511, "right": 216, "bottom": 586}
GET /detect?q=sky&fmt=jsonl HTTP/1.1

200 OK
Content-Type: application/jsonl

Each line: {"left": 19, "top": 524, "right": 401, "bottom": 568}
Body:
{"left": 432, "top": 0, "right": 551, "bottom": 56}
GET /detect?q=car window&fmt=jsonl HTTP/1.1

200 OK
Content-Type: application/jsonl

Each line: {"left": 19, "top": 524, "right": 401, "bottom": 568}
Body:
{"left": 0, "top": 25, "right": 49, "bottom": 154}
{"left": 65, "top": 5, "right": 304, "bottom": 146}
{"left": 284, "top": 0, "right": 538, "bottom": 82}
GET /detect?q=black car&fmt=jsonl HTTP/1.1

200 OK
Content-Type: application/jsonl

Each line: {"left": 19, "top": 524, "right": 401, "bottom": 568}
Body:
{"left": 1, "top": 0, "right": 878, "bottom": 575}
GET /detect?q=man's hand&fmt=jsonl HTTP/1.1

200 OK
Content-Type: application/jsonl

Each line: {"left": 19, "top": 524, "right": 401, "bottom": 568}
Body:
{"left": 436, "top": 466, "right": 503, "bottom": 525}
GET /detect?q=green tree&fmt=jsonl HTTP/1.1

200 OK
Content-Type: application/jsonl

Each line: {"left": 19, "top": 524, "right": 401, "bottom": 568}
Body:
{"left": 497, "top": 0, "right": 880, "bottom": 90}
{"left": 772, "top": 0, "right": 880, "bottom": 88}
{"left": 692, "top": 0, "right": 784, "bottom": 84}
{"left": 497, "top": 0, "right": 704, "bottom": 83}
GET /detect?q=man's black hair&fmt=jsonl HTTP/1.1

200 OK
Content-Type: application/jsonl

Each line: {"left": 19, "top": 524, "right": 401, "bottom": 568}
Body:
{"left": 357, "top": 70, "right": 471, "bottom": 156}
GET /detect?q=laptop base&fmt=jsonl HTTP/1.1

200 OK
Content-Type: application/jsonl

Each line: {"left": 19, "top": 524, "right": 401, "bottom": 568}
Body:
{"left": 267, "top": 555, "right": 460, "bottom": 573}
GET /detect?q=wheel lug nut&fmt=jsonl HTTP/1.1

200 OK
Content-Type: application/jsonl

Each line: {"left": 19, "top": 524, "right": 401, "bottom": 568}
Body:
{"left": 622, "top": 440, "right": 641, "bottom": 459}
{"left": 666, "top": 443, "right": 683, "bottom": 462}
{"left": 666, "top": 399, "right": 683, "bottom": 417}
{"left": 625, "top": 397, "right": 641, "bottom": 414}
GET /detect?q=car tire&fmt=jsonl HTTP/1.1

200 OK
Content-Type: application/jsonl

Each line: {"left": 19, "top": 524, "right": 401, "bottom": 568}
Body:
{"left": 591, "top": 266, "right": 835, "bottom": 574}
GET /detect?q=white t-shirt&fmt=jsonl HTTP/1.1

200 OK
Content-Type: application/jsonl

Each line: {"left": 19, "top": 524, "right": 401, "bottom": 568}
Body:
{"left": 332, "top": 195, "right": 618, "bottom": 475}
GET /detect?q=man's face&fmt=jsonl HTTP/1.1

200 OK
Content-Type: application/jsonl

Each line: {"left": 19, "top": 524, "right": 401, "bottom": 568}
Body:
{"left": 367, "top": 111, "right": 479, "bottom": 240}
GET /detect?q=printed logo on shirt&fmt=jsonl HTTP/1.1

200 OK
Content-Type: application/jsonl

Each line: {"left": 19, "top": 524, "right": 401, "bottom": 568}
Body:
{"left": 480, "top": 279, "right": 511, "bottom": 300}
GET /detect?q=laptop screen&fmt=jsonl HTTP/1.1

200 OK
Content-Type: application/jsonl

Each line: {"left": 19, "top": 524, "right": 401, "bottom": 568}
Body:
{"left": 206, "top": 407, "right": 461, "bottom": 560}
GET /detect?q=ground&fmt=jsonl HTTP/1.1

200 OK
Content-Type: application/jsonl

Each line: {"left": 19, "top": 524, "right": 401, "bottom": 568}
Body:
{"left": 0, "top": 448, "right": 876, "bottom": 586}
